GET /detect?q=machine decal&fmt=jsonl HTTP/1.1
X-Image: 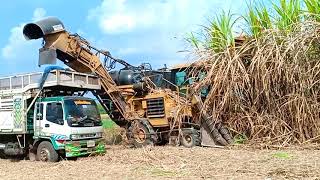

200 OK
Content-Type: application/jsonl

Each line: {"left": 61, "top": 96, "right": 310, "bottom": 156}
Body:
{"left": 65, "top": 139, "right": 106, "bottom": 157}
{"left": 50, "top": 134, "right": 68, "bottom": 150}
{"left": 13, "top": 98, "right": 23, "bottom": 129}
{"left": 51, "top": 134, "right": 67, "bottom": 140}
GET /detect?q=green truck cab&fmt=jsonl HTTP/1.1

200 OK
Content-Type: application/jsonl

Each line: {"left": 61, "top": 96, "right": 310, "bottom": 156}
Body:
{"left": 31, "top": 96, "right": 105, "bottom": 161}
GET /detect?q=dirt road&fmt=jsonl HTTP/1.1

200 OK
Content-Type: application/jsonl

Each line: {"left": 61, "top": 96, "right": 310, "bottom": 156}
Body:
{"left": 0, "top": 146, "right": 319, "bottom": 179}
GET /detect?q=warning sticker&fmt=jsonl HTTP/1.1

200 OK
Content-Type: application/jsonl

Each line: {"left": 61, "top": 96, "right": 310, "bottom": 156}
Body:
{"left": 52, "top": 24, "right": 64, "bottom": 31}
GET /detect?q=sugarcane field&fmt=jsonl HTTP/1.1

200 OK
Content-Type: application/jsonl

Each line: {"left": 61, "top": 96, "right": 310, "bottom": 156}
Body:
{"left": 0, "top": 0, "right": 320, "bottom": 179}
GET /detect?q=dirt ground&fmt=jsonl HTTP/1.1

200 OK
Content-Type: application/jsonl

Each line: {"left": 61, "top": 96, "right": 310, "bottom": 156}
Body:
{"left": 0, "top": 146, "right": 319, "bottom": 180}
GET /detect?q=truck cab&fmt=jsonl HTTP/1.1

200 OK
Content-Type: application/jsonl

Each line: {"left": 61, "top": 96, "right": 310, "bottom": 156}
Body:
{"left": 32, "top": 96, "right": 105, "bottom": 161}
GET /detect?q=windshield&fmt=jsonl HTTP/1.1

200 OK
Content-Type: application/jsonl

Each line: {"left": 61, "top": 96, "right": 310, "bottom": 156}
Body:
{"left": 64, "top": 99, "right": 101, "bottom": 127}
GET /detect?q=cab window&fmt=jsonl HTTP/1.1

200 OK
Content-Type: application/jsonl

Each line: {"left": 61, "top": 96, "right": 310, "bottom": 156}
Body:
{"left": 46, "top": 102, "right": 64, "bottom": 125}
{"left": 175, "top": 71, "right": 187, "bottom": 86}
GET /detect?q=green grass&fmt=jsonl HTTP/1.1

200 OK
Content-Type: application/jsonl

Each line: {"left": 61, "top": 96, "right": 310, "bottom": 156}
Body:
{"left": 96, "top": 102, "right": 107, "bottom": 114}
{"left": 233, "top": 134, "right": 248, "bottom": 144}
{"left": 150, "top": 168, "right": 177, "bottom": 177}
{"left": 272, "top": 152, "right": 293, "bottom": 159}
{"left": 101, "top": 115, "right": 122, "bottom": 144}
{"left": 101, "top": 113, "right": 117, "bottom": 129}
{"left": 102, "top": 118, "right": 117, "bottom": 129}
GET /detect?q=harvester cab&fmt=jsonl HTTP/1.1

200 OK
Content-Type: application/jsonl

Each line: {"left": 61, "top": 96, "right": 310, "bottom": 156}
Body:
{"left": 166, "top": 64, "right": 233, "bottom": 146}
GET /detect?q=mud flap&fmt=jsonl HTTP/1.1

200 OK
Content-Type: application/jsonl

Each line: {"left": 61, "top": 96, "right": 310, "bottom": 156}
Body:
{"left": 200, "top": 127, "right": 223, "bottom": 148}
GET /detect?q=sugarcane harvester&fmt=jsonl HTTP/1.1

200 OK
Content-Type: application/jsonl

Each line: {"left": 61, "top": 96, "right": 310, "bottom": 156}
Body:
{"left": 23, "top": 17, "right": 232, "bottom": 147}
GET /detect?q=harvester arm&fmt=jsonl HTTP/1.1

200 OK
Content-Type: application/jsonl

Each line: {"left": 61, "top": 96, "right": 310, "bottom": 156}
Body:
{"left": 23, "top": 17, "right": 133, "bottom": 120}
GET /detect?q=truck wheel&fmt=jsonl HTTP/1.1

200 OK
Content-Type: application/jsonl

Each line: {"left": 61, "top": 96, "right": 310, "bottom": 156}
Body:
{"left": 0, "top": 151, "right": 6, "bottom": 159}
{"left": 180, "top": 129, "right": 200, "bottom": 148}
{"left": 130, "top": 122, "right": 153, "bottom": 148}
{"left": 37, "top": 141, "right": 59, "bottom": 162}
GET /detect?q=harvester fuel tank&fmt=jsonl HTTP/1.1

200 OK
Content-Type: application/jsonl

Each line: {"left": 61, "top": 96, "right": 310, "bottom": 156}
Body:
{"left": 110, "top": 70, "right": 147, "bottom": 92}
{"left": 110, "top": 70, "right": 142, "bottom": 85}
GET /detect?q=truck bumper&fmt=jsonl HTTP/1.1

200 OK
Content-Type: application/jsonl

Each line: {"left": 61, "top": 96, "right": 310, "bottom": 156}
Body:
{"left": 65, "top": 139, "right": 106, "bottom": 157}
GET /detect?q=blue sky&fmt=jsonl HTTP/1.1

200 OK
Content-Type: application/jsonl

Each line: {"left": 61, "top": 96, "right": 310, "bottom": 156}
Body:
{"left": 0, "top": 0, "right": 264, "bottom": 76}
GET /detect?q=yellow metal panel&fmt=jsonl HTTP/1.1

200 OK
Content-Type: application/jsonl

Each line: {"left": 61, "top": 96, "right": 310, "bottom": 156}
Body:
{"left": 142, "top": 100, "right": 147, "bottom": 109}
{"left": 148, "top": 118, "right": 169, "bottom": 127}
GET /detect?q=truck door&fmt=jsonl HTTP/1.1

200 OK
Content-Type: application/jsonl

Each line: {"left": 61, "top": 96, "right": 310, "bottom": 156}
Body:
{"left": 34, "top": 102, "right": 66, "bottom": 138}
{"left": 34, "top": 102, "right": 44, "bottom": 137}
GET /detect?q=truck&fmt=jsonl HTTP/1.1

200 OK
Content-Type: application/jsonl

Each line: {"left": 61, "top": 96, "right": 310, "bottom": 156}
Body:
{"left": 23, "top": 17, "right": 232, "bottom": 148}
{"left": 0, "top": 69, "right": 105, "bottom": 162}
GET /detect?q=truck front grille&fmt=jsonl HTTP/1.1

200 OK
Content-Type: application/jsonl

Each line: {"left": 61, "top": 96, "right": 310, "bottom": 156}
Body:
{"left": 146, "top": 98, "right": 165, "bottom": 118}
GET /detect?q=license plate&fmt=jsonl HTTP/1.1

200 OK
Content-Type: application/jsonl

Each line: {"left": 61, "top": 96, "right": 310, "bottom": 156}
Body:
{"left": 87, "top": 140, "right": 95, "bottom": 147}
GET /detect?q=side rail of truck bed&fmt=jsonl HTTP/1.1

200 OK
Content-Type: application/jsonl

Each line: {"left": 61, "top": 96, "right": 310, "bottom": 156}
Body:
{"left": 0, "top": 70, "right": 101, "bottom": 95}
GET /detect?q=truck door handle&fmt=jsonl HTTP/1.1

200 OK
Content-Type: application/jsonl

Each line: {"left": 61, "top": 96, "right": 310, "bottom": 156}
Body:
{"left": 45, "top": 124, "right": 50, "bottom": 127}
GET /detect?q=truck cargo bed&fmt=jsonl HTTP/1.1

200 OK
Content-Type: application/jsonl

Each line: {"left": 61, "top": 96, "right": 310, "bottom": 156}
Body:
{"left": 0, "top": 70, "right": 101, "bottom": 94}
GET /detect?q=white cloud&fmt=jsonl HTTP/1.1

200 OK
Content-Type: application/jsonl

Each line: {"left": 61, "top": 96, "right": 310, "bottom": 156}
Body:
{"left": 32, "top": 8, "right": 46, "bottom": 21}
{"left": 88, "top": 0, "right": 221, "bottom": 34}
{"left": 88, "top": 0, "right": 247, "bottom": 66}
{"left": 88, "top": 0, "right": 153, "bottom": 34}
{"left": 1, "top": 8, "right": 46, "bottom": 60}
{"left": 100, "top": 14, "right": 136, "bottom": 33}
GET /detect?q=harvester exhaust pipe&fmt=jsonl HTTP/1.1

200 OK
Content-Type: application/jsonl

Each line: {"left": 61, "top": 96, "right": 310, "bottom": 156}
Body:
{"left": 23, "top": 17, "right": 65, "bottom": 66}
